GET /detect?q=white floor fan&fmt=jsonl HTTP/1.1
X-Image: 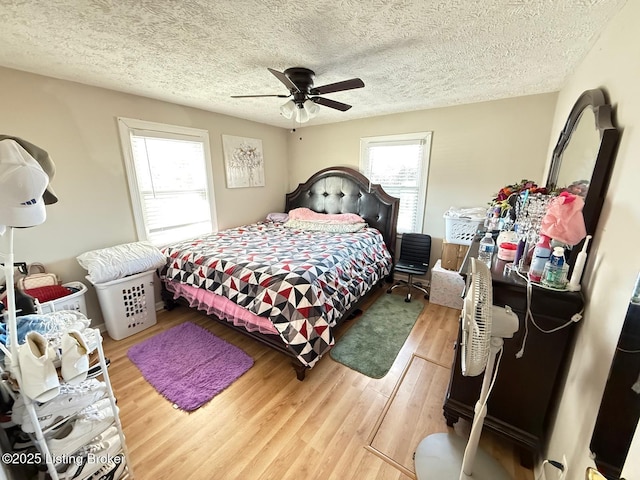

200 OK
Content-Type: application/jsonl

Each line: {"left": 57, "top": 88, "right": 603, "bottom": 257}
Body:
{"left": 415, "top": 257, "right": 519, "bottom": 479}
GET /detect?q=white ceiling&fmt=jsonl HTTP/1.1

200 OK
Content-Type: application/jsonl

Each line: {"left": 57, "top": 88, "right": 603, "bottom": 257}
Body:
{"left": 0, "top": 0, "right": 627, "bottom": 128}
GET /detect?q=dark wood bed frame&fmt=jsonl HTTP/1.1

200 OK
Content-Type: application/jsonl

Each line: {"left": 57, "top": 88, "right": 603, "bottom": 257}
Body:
{"left": 161, "top": 166, "right": 399, "bottom": 380}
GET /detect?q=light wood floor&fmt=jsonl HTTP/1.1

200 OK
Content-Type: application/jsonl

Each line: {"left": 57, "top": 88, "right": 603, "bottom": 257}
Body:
{"left": 102, "top": 288, "right": 534, "bottom": 480}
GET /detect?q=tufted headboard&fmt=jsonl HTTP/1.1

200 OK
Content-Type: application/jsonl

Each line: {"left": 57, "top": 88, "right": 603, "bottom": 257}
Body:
{"left": 285, "top": 166, "right": 400, "bottom": 258}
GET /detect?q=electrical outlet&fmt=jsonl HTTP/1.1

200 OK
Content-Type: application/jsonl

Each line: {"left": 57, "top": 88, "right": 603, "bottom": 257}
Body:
{"left": 558, "top": 454, "right": 568, "bottom": 480}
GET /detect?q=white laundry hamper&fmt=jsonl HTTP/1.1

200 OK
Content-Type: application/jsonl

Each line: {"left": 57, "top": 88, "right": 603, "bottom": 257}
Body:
{"left": 88, "top": 269, "right": 158, "bottom": 340}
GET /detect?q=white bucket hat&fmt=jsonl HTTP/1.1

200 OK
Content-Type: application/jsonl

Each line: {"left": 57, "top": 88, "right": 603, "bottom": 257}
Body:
{"left": 0, "top": 139, "right": 49, "bottom": 228}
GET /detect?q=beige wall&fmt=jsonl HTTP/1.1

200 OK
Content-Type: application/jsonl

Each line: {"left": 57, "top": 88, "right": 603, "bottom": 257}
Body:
{"left": 542, "top": 1, "right": 640, "bottom": 479}
{"left": 0, "top": 68, "right": 557, "bottom": 323}
{"left": 287, "top": 93, "right": 558, "bottom": 259}
{"left": 0, "top": 67, "right": 289, "bottom": 323}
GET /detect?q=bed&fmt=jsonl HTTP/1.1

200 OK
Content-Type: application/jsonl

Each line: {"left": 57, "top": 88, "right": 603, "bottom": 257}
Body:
{"left": 159, "top": 166, "right": 399, "bottom": 380}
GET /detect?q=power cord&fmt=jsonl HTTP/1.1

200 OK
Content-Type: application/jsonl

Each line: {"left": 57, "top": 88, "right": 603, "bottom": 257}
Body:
{"left": 515, "top": 270, "right": 584, "bottom": 359}
{"left": 545, "top": 460, "right": 565, "bottom": 471}
{"left": 538, "top": 459, "right": 565, "bottom": 480}
{"left": 535, "top": 460, "right": 565, "bottom": 480}
{"left": 617, "top": 347, "right": 640, "bottom": 354}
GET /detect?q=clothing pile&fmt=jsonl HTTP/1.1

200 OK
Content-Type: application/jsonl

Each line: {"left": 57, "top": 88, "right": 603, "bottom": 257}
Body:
{"left": 0, "top": 311, "right": 90, "bottom": 353}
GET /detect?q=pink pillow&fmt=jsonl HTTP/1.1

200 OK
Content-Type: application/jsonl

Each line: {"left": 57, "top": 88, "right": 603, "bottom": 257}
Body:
{"left": 266, "top": 212, "right": 289, "bottom": 222}
{"left": 288, "top": 207, "right": 364, "bottom": 224}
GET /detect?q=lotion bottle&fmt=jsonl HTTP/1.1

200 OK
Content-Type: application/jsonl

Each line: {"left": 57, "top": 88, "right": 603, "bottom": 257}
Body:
{"left": 528, "top": 234, "right": 551, "bottom": 282}
{"left": 567, "top": 235, "right": 592, "bottom": 291}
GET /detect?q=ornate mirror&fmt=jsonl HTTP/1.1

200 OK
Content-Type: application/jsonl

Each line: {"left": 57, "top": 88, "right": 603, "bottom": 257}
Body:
{"left": 545, "top": 88, "right": 620, "bottom": 268}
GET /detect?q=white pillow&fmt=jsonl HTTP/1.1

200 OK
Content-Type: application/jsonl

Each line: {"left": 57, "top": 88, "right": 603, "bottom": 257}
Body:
{"left": 283, "top": 219, "right": 366, "bottom": 233}
{"left": 77, "top": 241, "right": 166, "bottom": 284}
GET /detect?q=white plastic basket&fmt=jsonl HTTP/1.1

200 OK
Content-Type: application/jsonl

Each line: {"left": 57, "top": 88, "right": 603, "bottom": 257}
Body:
{"left": 444, "top": 214, "right": 484, "bottom": 246}
{"left": 38, "top": 281, "right": 88, "bottom": 315}
{"left": 89, "top": 269, "right": 157, "bottom": 341}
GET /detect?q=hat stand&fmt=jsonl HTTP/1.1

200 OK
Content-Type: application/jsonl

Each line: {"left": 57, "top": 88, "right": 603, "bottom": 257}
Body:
{"left": 1, "top": 227, "right": 62, "bottom": 480}
{"left": 0, "top": 226, "right": 19, "bottom": 364}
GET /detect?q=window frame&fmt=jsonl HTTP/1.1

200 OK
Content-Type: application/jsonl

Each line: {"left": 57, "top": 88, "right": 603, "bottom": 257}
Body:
{"left": 117, "top": 117, "right": 218, "bottom": 246}
{"left": 360, "top": 132, "right": 432, "bottom": 234}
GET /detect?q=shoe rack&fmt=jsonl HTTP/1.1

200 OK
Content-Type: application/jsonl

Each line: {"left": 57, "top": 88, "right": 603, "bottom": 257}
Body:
{"left": 1, "top": 228, "right": 134, "bottom": 479}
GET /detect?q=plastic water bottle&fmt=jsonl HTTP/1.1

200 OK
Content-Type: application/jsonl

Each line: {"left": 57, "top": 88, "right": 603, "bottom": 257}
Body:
{"left": 477, "top": 232, "right": 495, "bottom": 267}
{"left": 542, "top": 247, "right": 567, "bottom": 288}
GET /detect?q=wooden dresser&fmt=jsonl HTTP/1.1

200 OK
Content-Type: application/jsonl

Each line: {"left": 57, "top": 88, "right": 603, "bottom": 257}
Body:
{"left": 443, "top": 238, "right": 584, "bottom": 467}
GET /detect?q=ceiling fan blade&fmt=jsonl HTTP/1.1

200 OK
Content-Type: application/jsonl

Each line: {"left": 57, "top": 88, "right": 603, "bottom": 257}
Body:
{"left": 311, "top": 78, "right": 364, "bottom": 95}
{"left": 311, "top": 96, "right": 352, "bottom": 112}
{"left": 268, "top": 68, "right": 300, "bottom": 93}
{"left": 230, "top": 94, "right": 290, "bottom": 98}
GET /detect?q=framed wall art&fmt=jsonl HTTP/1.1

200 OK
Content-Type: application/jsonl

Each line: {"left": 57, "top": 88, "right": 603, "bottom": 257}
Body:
{"left": 222, "top": 135, "right": 265, "bottom": 188}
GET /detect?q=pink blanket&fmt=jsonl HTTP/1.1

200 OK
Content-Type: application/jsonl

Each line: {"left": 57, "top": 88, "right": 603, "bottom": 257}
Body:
{"left": 288, "top": 207, "right": 364, "bottom": 224}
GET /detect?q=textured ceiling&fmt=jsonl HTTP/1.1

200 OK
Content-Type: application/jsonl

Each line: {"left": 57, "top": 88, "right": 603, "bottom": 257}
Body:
{"left": 0, "top": 0, "right": 627, "bottom": 128}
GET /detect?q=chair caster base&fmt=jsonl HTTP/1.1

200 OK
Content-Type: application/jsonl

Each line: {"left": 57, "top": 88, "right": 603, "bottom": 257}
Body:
{"left": 386, "top": 288, "right": 393, "bottom": 294}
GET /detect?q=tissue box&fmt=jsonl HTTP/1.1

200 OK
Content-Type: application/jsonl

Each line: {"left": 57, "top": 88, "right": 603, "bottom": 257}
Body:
{"left": 430, "top": 259, "right": 465, "bottom": 310}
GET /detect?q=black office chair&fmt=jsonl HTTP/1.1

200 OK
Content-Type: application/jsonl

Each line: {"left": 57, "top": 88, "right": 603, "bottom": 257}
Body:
{"left": 387, "top": 233, "right": 431, "bottom": 302}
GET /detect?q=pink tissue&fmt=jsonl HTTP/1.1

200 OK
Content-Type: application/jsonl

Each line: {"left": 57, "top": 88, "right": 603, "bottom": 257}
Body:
{"left": 540, "top": 192, "right": 587, "bottom": 246}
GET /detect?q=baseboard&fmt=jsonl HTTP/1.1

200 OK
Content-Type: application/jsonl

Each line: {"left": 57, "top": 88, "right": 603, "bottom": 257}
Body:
{"left": 92, "top": 322, "right": 106, "bottom": 333}
{"left": 155, "top": 301, "right": 164, "bottom": 311}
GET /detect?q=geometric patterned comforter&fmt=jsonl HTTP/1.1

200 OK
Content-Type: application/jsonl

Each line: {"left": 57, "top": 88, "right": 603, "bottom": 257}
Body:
{"left": 160, "top": 221, "right": 392, "bottom": 368}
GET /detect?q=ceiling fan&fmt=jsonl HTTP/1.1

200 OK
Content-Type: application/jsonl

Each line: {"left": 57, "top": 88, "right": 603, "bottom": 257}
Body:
{"left": 231, "top": 67, "right": 365, "bottom": 122}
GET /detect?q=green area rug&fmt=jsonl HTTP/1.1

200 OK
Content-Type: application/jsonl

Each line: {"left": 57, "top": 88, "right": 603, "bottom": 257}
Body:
{"left": 330, "top": 294, "right": 424, "bottom": 378}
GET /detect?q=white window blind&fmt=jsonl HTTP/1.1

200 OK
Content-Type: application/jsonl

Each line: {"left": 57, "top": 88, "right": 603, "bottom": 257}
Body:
{"left": 361, "top": 133, "right": 431, "bottom": 233}
{"left": 118, "top": 118, "right": 217, "bottom": 246}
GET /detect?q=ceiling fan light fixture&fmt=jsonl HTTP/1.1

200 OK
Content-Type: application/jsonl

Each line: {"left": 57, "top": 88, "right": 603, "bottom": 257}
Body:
{"left": 281, "top": 100, "right": 319, "bottom": 124}
{"left": 303, "top": 99, "right": 320, "bottom": 117}
{"left": 295, "top": 104, "right": 310, "bottom": 123}
{"left": 235, "top": 67, "right": 364, "bottom": 122}
{"left": 279, "top": 100, "right": 296, "bottom": 119}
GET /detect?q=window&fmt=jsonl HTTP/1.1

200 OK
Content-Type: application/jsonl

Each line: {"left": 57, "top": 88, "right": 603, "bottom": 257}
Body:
{"left": 360, "top": 132, "right": 431, "bottom": 233}
{"left": 117, "top": 118, "right": 218, "bottom": 246}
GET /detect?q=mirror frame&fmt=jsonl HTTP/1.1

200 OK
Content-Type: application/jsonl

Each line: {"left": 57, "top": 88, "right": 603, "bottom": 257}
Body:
{"left": 546, "top": 88, "right": 620, "bottom": 269}
{"left": 589, "top": 300, "right": 640, "bottom": 479}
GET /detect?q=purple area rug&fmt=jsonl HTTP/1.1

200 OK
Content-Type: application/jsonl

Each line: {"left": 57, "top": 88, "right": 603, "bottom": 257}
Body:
{"left": 127, "top": 322, "right": 253, "bottom": 411}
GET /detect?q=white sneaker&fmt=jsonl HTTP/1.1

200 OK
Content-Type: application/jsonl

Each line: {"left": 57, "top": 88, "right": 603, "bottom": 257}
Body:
{"left": 87, "top": 453, "right": 126, "bottom": 480}
{"left": 18, "top": 331, "right": 60, "bottom": 402}
{"left": 61, "top": 330, "right": 89, "bottom": 385}
{"left": 18, "top": 379, "right": 107, "bottom": 433}
{"left": 77, "top": 398, "right": 117, "bottom": 421}
{"left": 10, "top": 429, "right": 34, "bottom": 451}
{"left": 63, "top": 430, "right": 122, "bottom": 480}
{"left": 47, "top": 402, "right": 115, "bottom": 457}
{"left": 13, "top": 379, "right": 105, "bottom": 427}
{"left": 87, "top": 425, "right": 119, "bottom": 444}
